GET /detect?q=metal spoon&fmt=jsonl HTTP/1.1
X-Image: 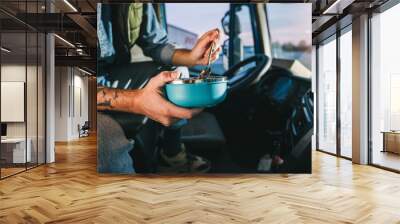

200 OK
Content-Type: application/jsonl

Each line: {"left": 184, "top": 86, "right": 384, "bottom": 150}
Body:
{"left": 200, "top": 42, "right": 216, "bottom": 78}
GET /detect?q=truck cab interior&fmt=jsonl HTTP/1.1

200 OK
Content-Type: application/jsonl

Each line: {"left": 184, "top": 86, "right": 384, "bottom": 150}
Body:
{"left": 102, "top": 3, "right": 313, "bottom": 173}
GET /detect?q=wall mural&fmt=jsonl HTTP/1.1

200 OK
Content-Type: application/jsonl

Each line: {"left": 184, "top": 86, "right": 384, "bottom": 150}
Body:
{"left": 96, "top": 3, "right": 313, "bottom": 174}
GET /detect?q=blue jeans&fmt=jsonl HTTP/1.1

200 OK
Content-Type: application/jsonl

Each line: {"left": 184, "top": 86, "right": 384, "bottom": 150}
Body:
{"left": 97, "top": 62, "right": 183, "bottom": 173}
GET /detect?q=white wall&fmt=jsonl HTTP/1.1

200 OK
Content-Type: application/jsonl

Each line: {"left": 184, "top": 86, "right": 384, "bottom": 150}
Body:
{"left": 54, "top": 67, "right": 89, "bottom": 141}
{"left": 76, "top": 71, "right": 89, "bottom": 139}
{"left": 55, "top": 67, "right": 69, "bottom": 141}
{"left": 1, "top": 65, "right": 26, "bottom": 140}
{"left": 1, "top": 65, "right": 41, "bottom": 138}
{"left": 1, "top": 65, "right": 26, "bottom": 136}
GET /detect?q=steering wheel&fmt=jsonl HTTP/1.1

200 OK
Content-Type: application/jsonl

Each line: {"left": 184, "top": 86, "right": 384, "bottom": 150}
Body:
{"left": 223, "top": 54, "right": 270, "bottom": 92}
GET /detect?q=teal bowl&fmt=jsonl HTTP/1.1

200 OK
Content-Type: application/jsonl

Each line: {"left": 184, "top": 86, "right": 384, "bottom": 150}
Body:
{"left": 165, "top": 76, "right": 228, "bottom": 108}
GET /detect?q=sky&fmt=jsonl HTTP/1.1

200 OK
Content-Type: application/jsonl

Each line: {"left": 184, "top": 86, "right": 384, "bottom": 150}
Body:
{"left": 165, "top": 3, "right": 311, "bottom": 47}
{"left": 266, "top": 4, "right": 311, "bottom": 46}
{"left": 165, "top": 3, "right": 230, "bottom": 42}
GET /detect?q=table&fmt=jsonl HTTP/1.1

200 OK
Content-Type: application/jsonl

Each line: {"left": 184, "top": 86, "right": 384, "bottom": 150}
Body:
{"left": 1, "top": 138, "right": 31, "bottom": 163}
{"left": 382, "top": 131, "right": 400, "bottom": 154}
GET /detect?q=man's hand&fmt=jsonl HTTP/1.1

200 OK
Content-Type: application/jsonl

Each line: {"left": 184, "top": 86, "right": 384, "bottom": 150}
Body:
{"left": 172, "top": 28, "right": 221, "bottom": 67}
{"left": 97, "top": 71, "right": 202, "bottom": 127}
{"left": 190, "top": 28, "right": 221, "bottom": 65}
{"left": 134, "top": 71, "right": 202, "bottom": 126}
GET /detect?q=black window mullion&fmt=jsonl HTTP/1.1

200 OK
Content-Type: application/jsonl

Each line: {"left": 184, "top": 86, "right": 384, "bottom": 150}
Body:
{"left": 367, "top": 11, "right": 373, "bottom": 165}
{"left": 44, "top": 15, "right": 47, "bottom": 164}
{"left": 316, "top": 44, "right": 320, "bottom": 150}
{"left": 73, "top": 68, "right": 75, "bottom": 118}
{"left": 25, "top": 0, "right": 28, "bottom": 171}
{"left": 36, "top": 0, "right": 39, "bottom": 168}
{"left": 336, "top": 29, "right": 341, "bottom": 157}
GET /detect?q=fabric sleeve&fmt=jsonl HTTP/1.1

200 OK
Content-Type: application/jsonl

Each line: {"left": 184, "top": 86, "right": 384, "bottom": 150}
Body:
{"left": 136, "top": 4, "right": 176, "bottom": 65}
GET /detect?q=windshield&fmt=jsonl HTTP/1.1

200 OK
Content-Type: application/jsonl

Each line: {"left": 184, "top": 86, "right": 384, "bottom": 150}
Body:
{"left": 266, "top": 4, "right": 312, "bottom": 70}
{"left": 165, "top": 3, "right": 256, "bottom": 76}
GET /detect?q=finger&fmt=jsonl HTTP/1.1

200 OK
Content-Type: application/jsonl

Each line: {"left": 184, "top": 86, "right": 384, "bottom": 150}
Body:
{"left": 203, "top": 46, "right": 212, "bottom": 58}
{"left": 212, "top": 46, "right": 221, "bottom": 56}
{"left": 201, "top": 45, "right": 221, "bottom": 64}
{"left": 211, "top": 29, "right": 220, "bottom": 42}
{"left": 149, "top": 71, "right": 180, "bottom": 88}
{"left": 197, "top": 29, "right": 220, "bottom": 50}
{"left": 207, "top": 33, "right": 221, "bottom": 47}
{"left": 160, "top": 118, "right": 177, "bottom": 127}
{"left": 199, "top": 28, "right": 219, "bottom": 42}
{"left": 164, "top": 101, "right": 202, "bottom": 119}
{"left": 159, "top": 118, "right": 171, "bottom": 127}
{"left": 210, "top": 53, "right": 220, "bottom": 63}
{"left": 208, "top": 41, "right": 221, "bottom": 56}
{"left": 190, "top": 108, "right": 203, "bottom": 116}
{"left": 203, "top": 41, "right": 221, "bottom": 57}
{"left": 197, "top": 35, "right": 214, "bottom": 51}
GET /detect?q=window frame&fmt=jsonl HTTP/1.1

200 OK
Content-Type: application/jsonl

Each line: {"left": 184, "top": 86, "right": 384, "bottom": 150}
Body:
{"left": 315, "top": 23, "right": 353, "bottom": 160}
{"left": 368, "top": 1, "right": 400, "bottom": 172}
{"left": 0, "top": 1, "right": 47, "bottom": 180}
{"left": 227, "top": 4, "right": 260, "bottom": 68}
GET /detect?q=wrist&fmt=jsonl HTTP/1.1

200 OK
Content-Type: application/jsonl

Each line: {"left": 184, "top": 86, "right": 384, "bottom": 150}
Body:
{"left": 187, "top": 50, "right": 198, "bottom": 67}
{"left": 172, "top": 49, "right": 196, "bottom": 67}
{"left": 128, "top": 89, "right": 142, "bottom": 114}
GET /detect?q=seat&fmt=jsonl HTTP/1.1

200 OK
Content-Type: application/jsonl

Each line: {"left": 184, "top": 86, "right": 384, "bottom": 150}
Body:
{"left": 78, "top": 121, "right": 90, "bottom": 138}
{"left": 181, "top": 112, "right": 226, "bottom": 150}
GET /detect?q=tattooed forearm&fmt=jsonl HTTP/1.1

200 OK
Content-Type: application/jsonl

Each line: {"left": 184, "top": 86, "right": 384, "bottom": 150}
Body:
{"left": 97, "top": 86, "right": 109, "bottom": 108}
{"left": 97, "top": 87, "right": 118, "bottom": 110}
{"left": 97, "top": 86, "right": 137, "bottom": 113}
{"left": 97, "top": 101, "right": 112, "bottom": 107}
{"left": 97, "top": 86, "right": 105, "bottom": 93}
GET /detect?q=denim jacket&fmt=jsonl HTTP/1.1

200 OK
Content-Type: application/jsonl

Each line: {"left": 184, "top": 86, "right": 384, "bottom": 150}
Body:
{"left": 97, "top": 3, "right": 175, "bottom": 71}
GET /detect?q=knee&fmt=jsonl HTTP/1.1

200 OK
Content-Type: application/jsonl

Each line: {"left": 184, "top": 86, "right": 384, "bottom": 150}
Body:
{"left": 97, "top": 113, "right": 135, "bottom": 174}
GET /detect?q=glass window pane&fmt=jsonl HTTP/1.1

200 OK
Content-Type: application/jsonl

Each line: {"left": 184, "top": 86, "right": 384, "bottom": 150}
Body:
{"left": 1, "top": 31, "right": 28, "bottom": 177}
{"left": 27, "top": 31, "right": 38, "bottom": 169}
{"left": 371, "top": 4, "right": 400, "bottom": 171}
{"left": 266, "top": 4, "right": 312, "bottom": 70}
{"left": 0, "top": 0, "right": 46, "bottom": 179}
{"left": 339, "top": 29, "right": 352, "bottom": 158}
{"left": 26, "top": 0, "right": 40, "bottom": 169}
{"left": 318, "top": 37, "right": 337, "bottom": 154}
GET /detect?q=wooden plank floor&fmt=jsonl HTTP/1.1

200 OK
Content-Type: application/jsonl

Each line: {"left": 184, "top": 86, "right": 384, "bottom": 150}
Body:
{"left": 1, "top": 135, "right": 400, "bottom": 224}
